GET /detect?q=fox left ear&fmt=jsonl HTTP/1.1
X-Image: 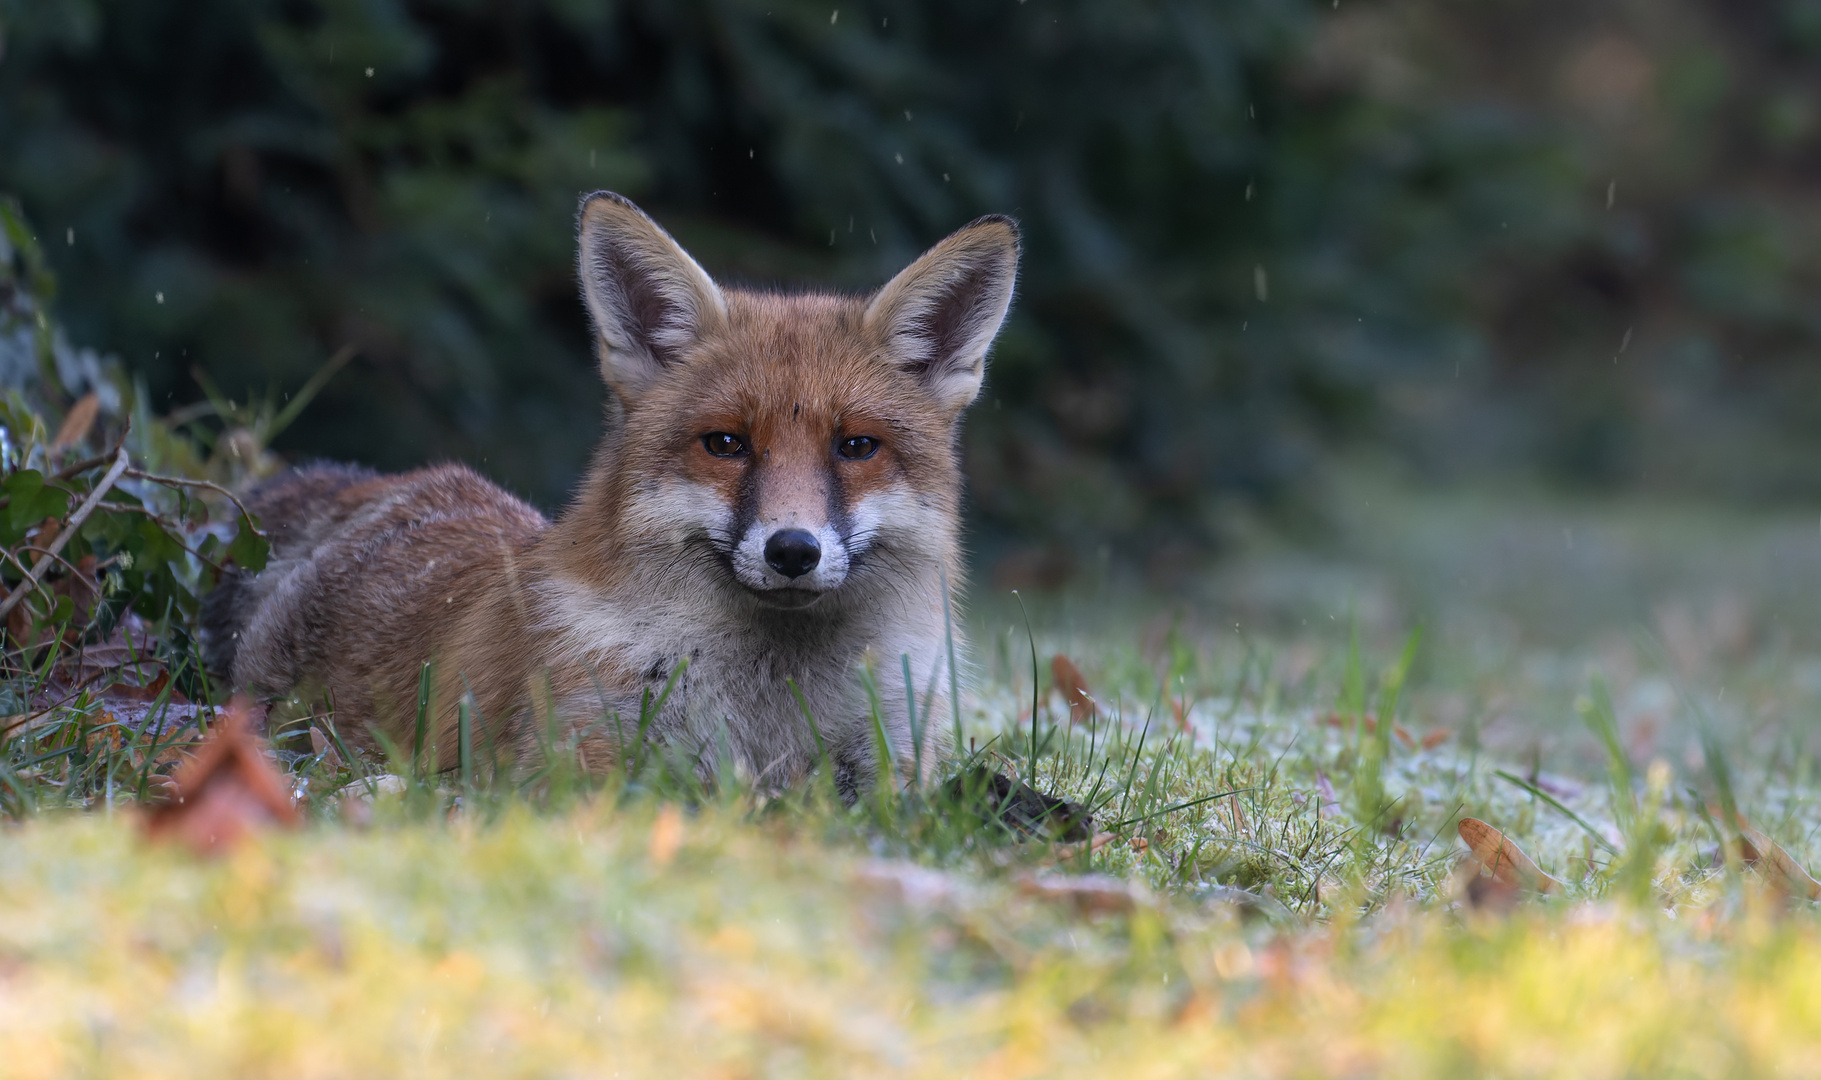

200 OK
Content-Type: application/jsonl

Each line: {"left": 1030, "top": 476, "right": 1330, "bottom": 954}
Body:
{"left": 577, "top": 191, "right": 728, "bottom": 399}
{"left": 864, "top": 216, "right": 1020, "bottom": 416}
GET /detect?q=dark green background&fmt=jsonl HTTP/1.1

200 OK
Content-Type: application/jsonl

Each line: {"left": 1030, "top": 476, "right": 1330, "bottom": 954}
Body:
{"left": 5, "top": 0, "right": 1820, "bottom": 580}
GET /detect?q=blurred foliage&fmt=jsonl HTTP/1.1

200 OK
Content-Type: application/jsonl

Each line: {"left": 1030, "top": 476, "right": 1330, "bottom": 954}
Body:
{"left": 2, "top": 0, "right": 1820, "bottom": 579}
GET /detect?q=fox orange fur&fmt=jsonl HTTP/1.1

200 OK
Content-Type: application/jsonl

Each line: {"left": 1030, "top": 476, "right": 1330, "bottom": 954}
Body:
{"left": 203, "top": 192, "right": 1019, "bottom": 796}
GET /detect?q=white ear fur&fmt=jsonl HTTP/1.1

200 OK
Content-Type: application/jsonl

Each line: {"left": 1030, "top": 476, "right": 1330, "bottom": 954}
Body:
{"left": 864, "top": 216, "right": 1020, "bottom": 416}
{"left": 577, "top": 192, "right": 727, "bottom": 397}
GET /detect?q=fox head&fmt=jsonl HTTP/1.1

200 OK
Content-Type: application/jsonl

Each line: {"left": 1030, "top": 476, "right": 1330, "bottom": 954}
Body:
{"left": 571, "top": 192, "right": 1019, "bottom": 610}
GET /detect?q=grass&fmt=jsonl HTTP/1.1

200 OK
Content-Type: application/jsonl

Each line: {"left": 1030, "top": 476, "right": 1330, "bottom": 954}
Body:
{"left": 4, "top": 476, "right": 1821, "bottom": 1076}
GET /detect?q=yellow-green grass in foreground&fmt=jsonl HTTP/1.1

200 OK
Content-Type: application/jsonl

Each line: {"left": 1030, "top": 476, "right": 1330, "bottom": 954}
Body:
{"left": 3, "top": 806, "right": 1819, "bottom": 1079}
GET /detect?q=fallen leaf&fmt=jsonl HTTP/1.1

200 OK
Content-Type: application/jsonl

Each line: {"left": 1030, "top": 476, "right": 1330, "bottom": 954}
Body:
{"left": 1016, "top": 872, "right": 1136, "bottom": 914}
{"left": 1457, "top": 817, "right": 1561, "bottom": 895}
{"left": 854, "top": 861, "right": 961, "bottom": 906}
{"left": 309, "top": 727, "right": 343, "bottom": 769}
{"left": 51, "top": 393, "right": 100, "bottom": 450}
{"left": 102, "top": 668, "right": 186, "bottom": 705}
{"left": 1051, "top": 654, "right": 1093, "bottom": 725}
{"left": 1393, "top": 724, "right": 1416, "bottom": 750}
{"left": 1323, "top": 712, "right": 1379, "bottom": 733}
{"left": 1738, "top": 827, "right": 1821, "bottom": 901}
{"left": 649, "top": 803, "right": 684, "bottom": 866}
{"left": 1049, "top": 832, "right": 1119, "bottom": 862}
{"left": 143, "top": 696, "right": 299, "bottom": 855}
{"left": 1421, "top": 728, "right": 1452, "bottom": 750}
{"left": 1465, "top": 872, "right": 1522, "bottom": 913}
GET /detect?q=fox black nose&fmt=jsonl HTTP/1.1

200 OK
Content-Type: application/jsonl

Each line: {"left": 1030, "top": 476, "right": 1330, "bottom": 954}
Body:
{"left": 764, "top": 529, "right": 821, "bottom": 579}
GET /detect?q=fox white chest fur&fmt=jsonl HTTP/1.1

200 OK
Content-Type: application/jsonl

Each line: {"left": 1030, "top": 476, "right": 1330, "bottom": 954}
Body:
{"left": 203, "top": 192, "right": 1020, "bottom": 795}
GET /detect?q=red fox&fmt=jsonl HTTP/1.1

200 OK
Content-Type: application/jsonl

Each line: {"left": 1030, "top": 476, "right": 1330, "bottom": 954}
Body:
{"left": 203, "top": 192, "right": 1019, "bottom": 796}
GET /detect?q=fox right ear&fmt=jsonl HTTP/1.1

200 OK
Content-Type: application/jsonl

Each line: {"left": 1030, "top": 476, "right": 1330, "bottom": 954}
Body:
{"left": 577, "top": 192, "right": 727, "bottom": 397}
{"left": 865, "top": 215, "right": 1020, "bottom": 417}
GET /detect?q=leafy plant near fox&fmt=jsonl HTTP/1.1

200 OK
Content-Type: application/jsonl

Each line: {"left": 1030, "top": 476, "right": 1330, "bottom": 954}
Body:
{"left": 0, "top": 196, "right": 272, "bottom": 813}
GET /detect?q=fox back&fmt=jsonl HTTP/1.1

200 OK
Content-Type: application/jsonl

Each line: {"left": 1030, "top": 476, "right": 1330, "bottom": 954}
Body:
{"left": 204, "top": 192, "right": 1019, "bottom": 795}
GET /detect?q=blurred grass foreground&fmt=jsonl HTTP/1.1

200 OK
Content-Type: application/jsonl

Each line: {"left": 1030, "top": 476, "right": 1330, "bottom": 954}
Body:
{"left": 5, "top": 809, "right": 1821, "bottom": 1079}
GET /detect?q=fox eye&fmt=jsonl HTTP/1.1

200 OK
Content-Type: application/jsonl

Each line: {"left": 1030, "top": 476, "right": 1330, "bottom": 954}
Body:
{"left": 702, "top": 432, "right": 748, "bottom": 458}
{"left": 837, "top": 435, "right": 881, "bottom": 460}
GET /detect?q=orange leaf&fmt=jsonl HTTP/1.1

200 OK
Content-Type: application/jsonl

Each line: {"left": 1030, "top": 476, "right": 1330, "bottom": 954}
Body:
{"left": 1393, "top": 724, "right": 1416, "bottom": 750}
{"left": 51, "top": 393, "right": 99, "bottom": 450}
{"left": 1458, "top": 817, "right": 1561, "bottom": 895}
{"left": 1016, "top": 873, "right": 1135, "bottom": 914}
{"left": 103, "top": 668, "right": 189, "bottom": 705}
{"left": 649, "top": 803, "right": 684, "bottom": 866}
{"left": 143, "top": 696, "right": 299, "bottom": 855}
{"left": 1050, "top": 832, "right": 1119, "bottom": 862}
{"left": 1421, "top": 728, "right": 1452, "bottom": 750}
{"left": 1739, "top": 827, "right": 1821, "bottom": 900}
{"left": 1323, "top": 712, "right": 1378, "bottom": 734}
{"left": 1050, "top": 654, "right": 1094, "bottom": 725}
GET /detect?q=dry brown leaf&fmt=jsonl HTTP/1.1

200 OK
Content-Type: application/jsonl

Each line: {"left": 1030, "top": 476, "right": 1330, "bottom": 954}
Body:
{"left": 102, "top": 668, "right": 186, "bottom": 705}
{"left": 1324, "top": 712, "right": 1379, "bottom": 733}
{"left": 1458, "top": 817, "right": 1561, "bottom": 895}
{"left": 1738, "top": 827, "right": 1821, "bottom": 901}
{"left": 854, "top": 861, "right": 961, "bottom": 906}
{"left": 143, "top": 696, "right": 299, "bottom": 855}
{"left": 1016, "top": 873, "right": 1136, "bottom": 915}
{"left": 1049, "top": 832, "right": 1119, "bottom": 862}
{"left": 51, "top": 393, "right": 100, "bottom": 450}
{"left": 1050, "top": 654, "right": 1093, "bottom": 725}
{"left": 309, "top": 727, "right": 344, "bottom": 769}
{"left": 1393, "top": 724, "right": 1416, "bottom": 750}
{"left": 1421, "top": 728, "right": 1453, "bottom": 750}
{"left": 1465, "top": 872, "right": 1522, "bottom": 913}
{"left": 649, "top": 803, "right": 684, "bottom": 866}
{"left": 1705, "top": 805, "right": 1821, "bottom": 900}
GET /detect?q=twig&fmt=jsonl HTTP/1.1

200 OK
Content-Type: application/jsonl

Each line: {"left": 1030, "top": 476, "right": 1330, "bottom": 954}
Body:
{"left": 0, "top": 449, "right": 130, "bottom": 625}
{"left": 120, "top": 468, "right": 264, "bottom": 536}
{"left": 0, "top": 549, "right": 61, "bottom": 617}
{"left": 51, "top": 417, "right": 132, "bottom": 483}
{"left": 14, "top": 545, "right": 93, "bottom": 586}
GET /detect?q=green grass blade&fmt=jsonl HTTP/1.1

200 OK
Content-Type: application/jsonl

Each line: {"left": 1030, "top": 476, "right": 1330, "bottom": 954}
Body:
{"left": 1494, "top": 769, "right": 1618, "bottom": 855}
